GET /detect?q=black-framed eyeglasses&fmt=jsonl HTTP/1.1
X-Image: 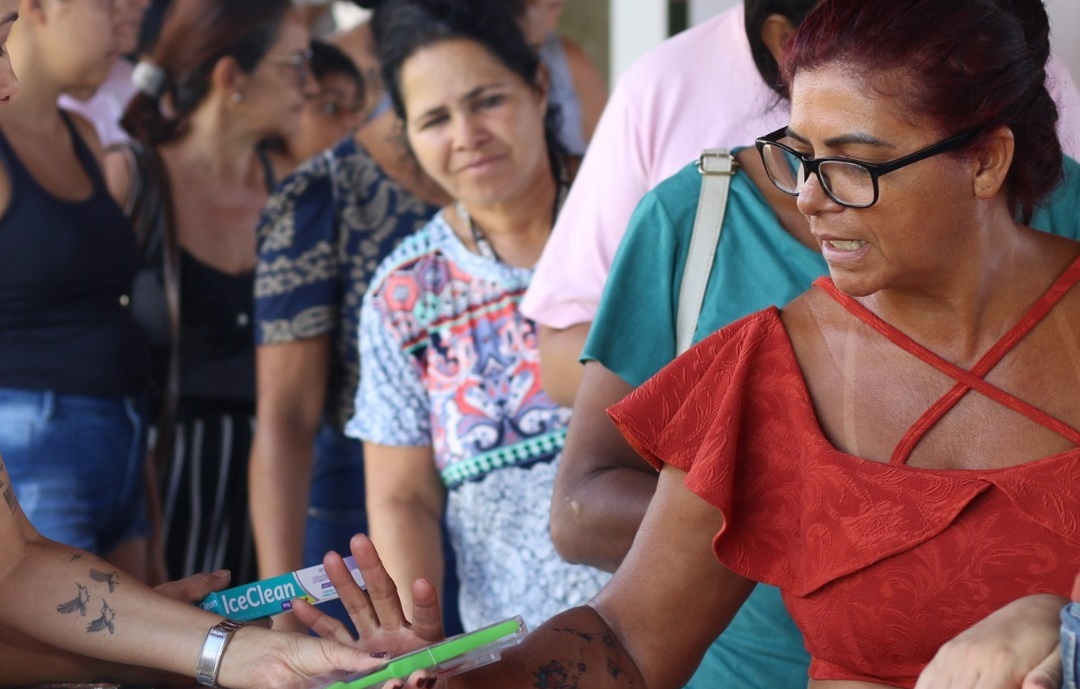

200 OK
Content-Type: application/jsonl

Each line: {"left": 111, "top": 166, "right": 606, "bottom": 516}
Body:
{"left": 265, "top": 47, "right": 314, "bottom": 89}
{"left": 755, "top": 127, "right": 980, "bottom": 208}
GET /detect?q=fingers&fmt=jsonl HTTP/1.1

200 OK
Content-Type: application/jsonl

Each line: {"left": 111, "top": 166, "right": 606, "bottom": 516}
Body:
{"left": 347, "top": 534, "right": 409, "bottom": 631}
{"left": 402, "top": 670, "right": 439, "bottom": 689}
{"left": 153, "top": 569, "right": 231, "bottom": 603}
{"left": 410, "top": 578, "right": 444, "bottom": 643}
{"left": 323, "top": 546, "right": 383, "bottom": 638}
{"left": 300, "top": 635, "right": 390, "bottom": 677}
{"left": 290, "top": 596, "right": 358, "bottom": 646}
{"left": 1022, "top": 647, "right": 1062, "bottom": 689}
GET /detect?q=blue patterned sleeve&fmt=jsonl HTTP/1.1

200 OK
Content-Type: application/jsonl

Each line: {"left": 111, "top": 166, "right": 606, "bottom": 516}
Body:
{"left": 254, "top": 156, "right": 341, "bottom": 346}
{"left": 345, "top": 272, "right": 432, "bottom": 447}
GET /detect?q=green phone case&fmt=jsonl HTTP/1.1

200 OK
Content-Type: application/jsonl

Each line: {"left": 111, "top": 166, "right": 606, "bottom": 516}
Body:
{"left": 320, "top": 616, "right": 527, "bottom": 689}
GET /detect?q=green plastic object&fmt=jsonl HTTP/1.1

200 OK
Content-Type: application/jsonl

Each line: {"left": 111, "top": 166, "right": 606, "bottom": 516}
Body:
{"left": 323, "top": 616, "right": 527, "bottom": 689}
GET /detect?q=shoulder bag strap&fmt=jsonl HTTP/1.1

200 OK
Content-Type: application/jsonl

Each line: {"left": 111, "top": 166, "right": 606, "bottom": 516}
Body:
{"left": 119, "top": 142, "right": 181, "bottom": 469}
{"left": 108, "top": 139, "right": 161, "bottom": 253}
{"left": 147, "top": 146, "right": 181, "bottom": 469}
{"left": 675, "top": 149, "right": 736, "bottom": 355}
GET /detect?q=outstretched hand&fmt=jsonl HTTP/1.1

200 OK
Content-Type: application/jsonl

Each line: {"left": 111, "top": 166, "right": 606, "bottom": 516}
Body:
{"left": 292, "top": 534, "right": 446, "bottom": 656}
{"left": 915, "top": 594, "right": 1066, "bottom": 689}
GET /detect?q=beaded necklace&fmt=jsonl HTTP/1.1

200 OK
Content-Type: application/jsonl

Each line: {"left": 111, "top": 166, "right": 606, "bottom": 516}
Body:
{"left": 454, "top": 174, "right": 568, "bottom": 264}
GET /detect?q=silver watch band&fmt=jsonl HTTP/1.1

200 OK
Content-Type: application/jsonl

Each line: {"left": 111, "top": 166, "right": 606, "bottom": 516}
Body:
{"left": 195, "top": 619, "right": 248, "bottom": 687}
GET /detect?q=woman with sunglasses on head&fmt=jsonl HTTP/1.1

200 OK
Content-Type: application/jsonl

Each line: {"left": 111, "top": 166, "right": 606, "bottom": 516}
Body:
{"left": 307, "top": 0, "right": 1080, "bottom": 687}
{"left": 105, "top": 0, "right": 316, "bottom": 584}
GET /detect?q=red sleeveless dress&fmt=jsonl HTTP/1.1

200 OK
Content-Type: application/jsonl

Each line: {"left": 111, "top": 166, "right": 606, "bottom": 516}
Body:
{"left": 609, "top": 259, "right": 1080, "bottom": 687}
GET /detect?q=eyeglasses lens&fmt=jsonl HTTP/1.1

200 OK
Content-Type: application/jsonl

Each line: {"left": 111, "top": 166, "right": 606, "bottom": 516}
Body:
{"left": 761, "top": 143, "right": 876, "bottom": 207}
{"left": 761, "top": 144, "right": 800, "bottom": 194}
{"left": 818, "top": 161, "right": 875, "bottom": 207}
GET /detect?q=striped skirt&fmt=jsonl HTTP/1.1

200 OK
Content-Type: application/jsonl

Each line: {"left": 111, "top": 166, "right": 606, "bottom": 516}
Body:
{"left": 157, "top": 403, "right": 257, "bottom": 584}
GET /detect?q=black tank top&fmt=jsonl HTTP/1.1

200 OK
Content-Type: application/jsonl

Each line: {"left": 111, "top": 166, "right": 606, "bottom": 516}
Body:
{"left": 0, "top": 112, "right": 148, "bottom": 396}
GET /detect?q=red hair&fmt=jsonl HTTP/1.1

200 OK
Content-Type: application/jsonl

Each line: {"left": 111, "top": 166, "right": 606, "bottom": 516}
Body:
{"left": 782, "top": 0, "right": 1060, "bottom": 223}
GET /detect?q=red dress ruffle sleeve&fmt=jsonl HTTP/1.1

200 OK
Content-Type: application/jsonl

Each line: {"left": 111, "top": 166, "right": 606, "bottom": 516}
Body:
{"left": 608, "top": 307, "right": 1080, "bottom": 687}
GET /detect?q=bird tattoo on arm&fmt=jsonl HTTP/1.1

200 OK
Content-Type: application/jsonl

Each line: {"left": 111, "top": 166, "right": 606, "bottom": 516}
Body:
{"left": 90, "top": 569, "right": 119, "bottom": 592}
{"left": 56, "top": 584, "right": 90, "bottom": 616}
{"left": 87, "top": 601, "right": 115, "bottom": 634}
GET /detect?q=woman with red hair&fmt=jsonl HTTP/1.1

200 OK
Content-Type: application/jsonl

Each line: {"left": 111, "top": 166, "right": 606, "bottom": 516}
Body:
{"left": 310, "top": 0, "right": 1080, "bottom": 687}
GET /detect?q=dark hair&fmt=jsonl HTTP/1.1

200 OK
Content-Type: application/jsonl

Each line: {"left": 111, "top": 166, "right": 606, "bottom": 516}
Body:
{"left": 122, "top": 0, "right": 293, "bottom": 145}
{"left": 743, "top": 0, "right": 817, "bottom": 95}
{"left": 373, "top": 0, "right": 565, "bottom": 176}
{"left": 491, "top": 0, "right": 527, "bottom": 20}
{"left": 782, "top": 0, "right": 1061, "bottom": 223}
{"left": 311, "top": 39, "right": 365, "bottom": 107}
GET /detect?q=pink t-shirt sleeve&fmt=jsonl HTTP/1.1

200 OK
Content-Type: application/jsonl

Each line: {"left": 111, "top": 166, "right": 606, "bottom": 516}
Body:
{"left": 520, "top": 6, "right": 789, "bottom": 330}
{"left": 1049, "top": 53, "right": 1080, "bottom": 159}
{"left": 521, "top": 78, "right": 651, "bottom": 329}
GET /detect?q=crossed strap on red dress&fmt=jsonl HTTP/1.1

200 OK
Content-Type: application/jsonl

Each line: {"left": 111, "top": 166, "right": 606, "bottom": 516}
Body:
{"left": 813, "top": 255, "right": 1080, "bottom": 465}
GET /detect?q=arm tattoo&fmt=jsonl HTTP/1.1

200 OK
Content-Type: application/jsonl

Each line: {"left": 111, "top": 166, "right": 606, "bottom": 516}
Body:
{"left": 90, "top": 569, "right": 120, "bottom": 592}
{"left": 70, "top": 551, "right": 85, "bottom": 562}
{"left": 2, "top": 484, "right": 15, "bottom": 513}
{"left": 87, "top": 600, "right": 116, "bottom": 634}
{"left": 536, "top": 627, "right": 634, "bottom": 688}
{"left": 535, "top": 660, "right": 580, "bottom": 689}
{"left": 57, "top": 584, "right": 90, "bottom": 616}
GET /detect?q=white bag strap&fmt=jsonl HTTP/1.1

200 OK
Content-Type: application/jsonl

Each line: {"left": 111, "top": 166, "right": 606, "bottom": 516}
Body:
{"left": 675, "top": 149, "right": 736, "bottom": 354}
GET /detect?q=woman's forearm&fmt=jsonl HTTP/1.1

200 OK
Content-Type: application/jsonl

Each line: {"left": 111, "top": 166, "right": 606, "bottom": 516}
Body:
{"left": 550, "top": 461, "right": 657, "bottom": 572}
{"left": 452, "top": 605, "right": 645, "bottom": 689}
{"left": 249, "top": 425, "right": 315, "bottom": 578}
{"left": 368, "top": 499, "right": 445, "bottom": 613}
{"left": 0, "top": 535, "right": 225, "bottom": 678}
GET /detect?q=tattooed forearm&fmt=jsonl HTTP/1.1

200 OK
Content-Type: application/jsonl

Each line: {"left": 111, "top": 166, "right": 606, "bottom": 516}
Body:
{"left": 535, "top": 660, "right": 580, "bottom": 689}
{"left": 532, "top": 628, "right": 636, "bottom": 689}
{"left": 90, "top": 569, "right": 120, "bottom": 592}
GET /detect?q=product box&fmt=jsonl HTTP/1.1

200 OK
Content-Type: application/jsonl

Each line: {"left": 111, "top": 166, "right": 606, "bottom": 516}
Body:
{"left": 199, "top": 557, "right": 365, "bottom": 621}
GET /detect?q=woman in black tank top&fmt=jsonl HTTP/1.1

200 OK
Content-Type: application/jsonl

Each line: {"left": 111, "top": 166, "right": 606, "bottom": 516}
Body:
{"left": 106, "top": 0, "right": 315, "bottom": 586}
{"left": 0, "top": 0, "right": 155, "bottom": 580}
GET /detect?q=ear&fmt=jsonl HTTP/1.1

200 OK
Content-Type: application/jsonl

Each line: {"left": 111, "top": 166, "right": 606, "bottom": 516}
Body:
{"left": 22, "top": 0, "right": 49, "bottom": 25}
{"left": 760, "top": 13, "right": 798, "bottom": 65}
{"left": 972, "top": 126, "right": 1014, "bottom": 200}
{"left": 210, "top": 55, "right": 247, "bottom": 103}
{"left": 533, "top": 61, "right": 551, "bottom": 114}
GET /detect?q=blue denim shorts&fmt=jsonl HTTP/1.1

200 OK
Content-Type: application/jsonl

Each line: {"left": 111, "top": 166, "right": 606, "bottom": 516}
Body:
{"left": 0, "top": 387, "right": 150, "bottom": 554}
{"left": 1064, "top": 601, "right": 1080, "bottom": 689}
{"left": 304, "top": 423, "right": 369, "bottom": 569}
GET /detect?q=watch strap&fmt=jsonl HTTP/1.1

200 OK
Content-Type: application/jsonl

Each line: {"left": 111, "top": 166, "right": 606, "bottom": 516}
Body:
{"left": 196, "top": 619, "right": 248, "bottom": 687}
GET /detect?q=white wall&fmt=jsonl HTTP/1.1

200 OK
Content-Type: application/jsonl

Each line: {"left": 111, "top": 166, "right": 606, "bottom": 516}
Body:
{"left": 615, "top": 0, "right": 1079, "bottom": 86}
{"left": 610, "top": 0, "right": 669, "bottom": 80}
{"left": 1047, "top": 0, "right": 1080, "bottom": 84}
{"left": 689, "top": 0, "right": 739, "bottom": 27}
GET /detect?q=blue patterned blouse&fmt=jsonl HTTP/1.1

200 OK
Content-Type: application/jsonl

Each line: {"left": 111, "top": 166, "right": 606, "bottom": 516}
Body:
{"left": 254, "top": 136, "right": 440, "bottom": 430}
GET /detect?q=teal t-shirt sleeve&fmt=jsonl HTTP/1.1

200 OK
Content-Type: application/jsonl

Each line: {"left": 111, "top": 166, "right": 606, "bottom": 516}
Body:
{"left": 1031, "top": 154, "right": 1080, "bottom": 238}
{"left": 582, "top": 163, "right": 701, "bottom": 388}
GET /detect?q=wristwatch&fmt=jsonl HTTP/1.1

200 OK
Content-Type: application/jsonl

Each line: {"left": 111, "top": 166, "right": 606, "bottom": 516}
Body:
{"left": 195, "top": 619, "right": 249, "bottom": 687}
